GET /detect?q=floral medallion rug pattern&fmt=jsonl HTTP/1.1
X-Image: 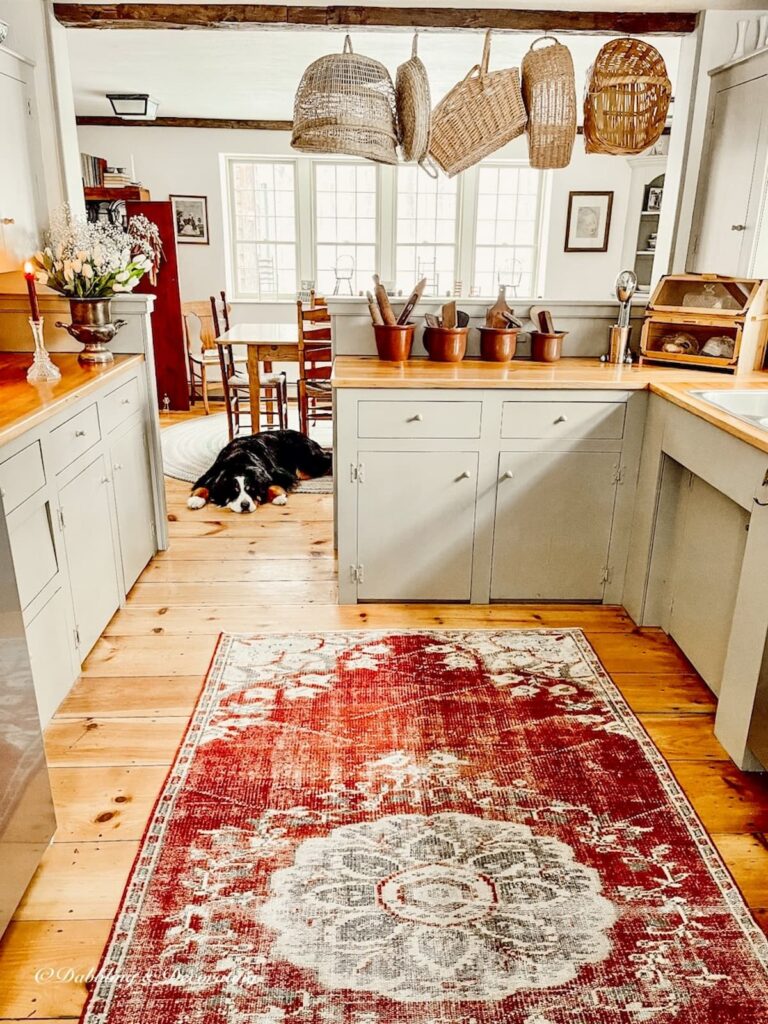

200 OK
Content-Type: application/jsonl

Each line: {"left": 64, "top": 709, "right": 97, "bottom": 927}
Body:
{"left": 80, "top": 630, "right": 768, "bottom": 1024}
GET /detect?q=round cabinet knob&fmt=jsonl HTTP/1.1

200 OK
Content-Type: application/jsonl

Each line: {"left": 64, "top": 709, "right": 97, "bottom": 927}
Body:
{"left": 100, "top": 476, "right": 111, "bottom": 484}
{"left": 554, "top": 415, "right": 568, "bottom": 424}
{"left": 457, "top": 470, "right": 472, "bottom": 480}
{"left": 502, "top": 469, "right": 515, "bottom": 480}
{"left": 75, "top": 429, "right": 87, "bottom": 437}
{"left": 408, "top": 413, "right": 424, "bottom": 422}
{"left": 121, "top": 398, "right": 131, "bottom": 405}
{"left": 1, "top": 218, "right": 15, "bottom": 225}
{"left": 113, "top": 463, "right": 123, "bottom": 471}
{"left": 731, "top": 224, "right": 747, "bottom": 232}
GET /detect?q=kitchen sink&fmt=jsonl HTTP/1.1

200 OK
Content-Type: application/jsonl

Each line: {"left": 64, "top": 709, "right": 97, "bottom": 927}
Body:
{"left": 690, "top": 390, "right": 768, "bottom": 430}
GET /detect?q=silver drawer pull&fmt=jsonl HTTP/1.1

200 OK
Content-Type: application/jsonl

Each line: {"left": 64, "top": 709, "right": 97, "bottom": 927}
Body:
{"left": 75, "top": 428, "right": 87, "bottom": 437}
{"left": 457, "top": 470, "right": 472, "bottom": 480}
{"left": 121, "top": 398, "right": 131, "bottom": 405}
{"left": 408, "top": 413, "right": 423, "bottom": 422}
{"left": 113, "top": 463, "right": 123, "bottom": 471}
{"left": 1, "top": 217, "right": 15, "bottom": 225}
{"left": 731, "top": 224, "right": 747, "bottom": 232}
{"left": 554, "top": 415, "right": 568, "bottom": 424}
{"left": 502, "top": 469, "right": 515, "bottom": 480}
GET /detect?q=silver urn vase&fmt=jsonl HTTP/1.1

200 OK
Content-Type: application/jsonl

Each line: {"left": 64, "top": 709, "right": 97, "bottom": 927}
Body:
{"left": 56, "top": 297, "right": 127, "bottom": 365}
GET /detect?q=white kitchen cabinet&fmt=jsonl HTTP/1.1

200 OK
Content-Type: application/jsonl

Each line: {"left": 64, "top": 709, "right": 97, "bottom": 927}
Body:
{"left": 25, "top": 587, "right": 76, "bottom": 725}
{"left": 690, "top": 50, "right": 768, "bottom": 277}
{"left": 59, "top": 453, "right": 121, "bottom": 658}
{"left": 0, "top": 53, "right": 43, "bottom": 273}
{"left": 109, "top": 418, "right": 156, "bottom": 592}
{"left": 491, "top": 451, "right": 619, "bottom": 601}
{"left": 356, "top": 450, "right": 479, "bottom": 601}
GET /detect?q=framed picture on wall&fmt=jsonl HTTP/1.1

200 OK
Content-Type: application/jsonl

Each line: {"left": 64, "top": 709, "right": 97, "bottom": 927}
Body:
{"left": 564, "top": 191, "right": 614, "bottom": 252}
{"left": 170, "top": 194, "right": 209, "bottom": 245}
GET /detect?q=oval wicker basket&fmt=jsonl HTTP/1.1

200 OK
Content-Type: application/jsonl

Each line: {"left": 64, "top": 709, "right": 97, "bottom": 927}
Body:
{"left": 429, "top": 30, "right": 527, "bottom": 178}
{"left": 521, "top": 36, "right": 577, "bottom": 170}
{"left": 583, "top": 38, "right": 672, "bottom": 156}
{"left": 292, "top": 35, "right": 399, "bottom": 165}
{"left": 396, "top": 34, "right": 433, "bottom": 171}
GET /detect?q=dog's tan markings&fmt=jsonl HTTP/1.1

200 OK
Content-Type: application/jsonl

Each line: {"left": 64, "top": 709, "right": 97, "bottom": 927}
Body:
{"left": 267, "top": 485, "right": 288, "bottom": 506}
{"left": 297, "top": 470, "right": 311, "bottom": 480}
{"left": 187, "top": 486, "right": 209, "bottom": 511}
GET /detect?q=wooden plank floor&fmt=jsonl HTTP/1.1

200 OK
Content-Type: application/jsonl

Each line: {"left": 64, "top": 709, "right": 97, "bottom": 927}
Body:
{"left": 2, "top": 473, "right": 768, "bottom": 1020}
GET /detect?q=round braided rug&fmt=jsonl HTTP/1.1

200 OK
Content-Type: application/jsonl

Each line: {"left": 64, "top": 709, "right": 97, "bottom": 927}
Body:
{"left": 161, "top": 414, "right": 333, "bottom": 492}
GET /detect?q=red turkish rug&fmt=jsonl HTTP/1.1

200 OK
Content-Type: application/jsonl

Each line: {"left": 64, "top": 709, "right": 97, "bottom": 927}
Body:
{"left": 81, "top": 630, "right": 768, "bottom": 1024}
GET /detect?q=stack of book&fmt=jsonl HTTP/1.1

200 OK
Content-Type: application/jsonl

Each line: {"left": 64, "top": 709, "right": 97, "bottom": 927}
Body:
{"left": 103, "top": 168, "right": 134, "bottom": 188}
{"left": 81, "top": 152, "right": 107, "bottom": 188}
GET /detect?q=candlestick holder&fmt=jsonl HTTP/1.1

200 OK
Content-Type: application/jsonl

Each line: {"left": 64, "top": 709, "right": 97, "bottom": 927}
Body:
{"left": 26, "top": 317, "right": 61, "bottom": 383}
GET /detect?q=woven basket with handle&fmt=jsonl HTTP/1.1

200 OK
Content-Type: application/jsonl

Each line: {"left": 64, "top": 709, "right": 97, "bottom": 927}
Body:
{"left": 583, "top": 38, "right": 672, "bottom": 156}
{"left": 396, "top": 33, "right": 434, "bottom": 173}
{"left": 291, "top": 35, "right": 399, "bottom": 165}
{"left": 521, "top": 36, "right": 577, "bottom": 170}
{"left": 429, "top": 30, "right": 527, "bottom": 178}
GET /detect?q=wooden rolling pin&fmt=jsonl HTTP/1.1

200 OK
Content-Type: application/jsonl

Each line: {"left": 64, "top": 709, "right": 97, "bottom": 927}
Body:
{"left": 373, "top": 274, "right": 397, "bottom": 326}
{"left": 538, "top": 309, "right": 556, "bottom": 334}
{"left": 366, "top": 290, "right": 384, "bottom": 325}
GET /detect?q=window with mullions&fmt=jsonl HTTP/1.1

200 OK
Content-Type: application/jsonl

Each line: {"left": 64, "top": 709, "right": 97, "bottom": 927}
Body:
{"left": 314, "top": 162, "right": 377, "bottom": 296}
{"left": 395, "top": 167, "right": 458, "bottom": 297}
{"left": 472, "top": 163, "right": 541, "bottom": 298}
{"left": 228, "top": 160, "right": 297, "bottom": 299}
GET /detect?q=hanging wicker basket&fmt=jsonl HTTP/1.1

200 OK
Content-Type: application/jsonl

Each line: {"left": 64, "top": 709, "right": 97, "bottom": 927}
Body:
{"left": 521, "top": 36, "right": 577, "bottom": 170}
{"left": 429, "top": 30, "right": 527, "bottom": 178}
{"left": 291, "top": 34, "right": 399, "bottom": 165}
{"left": 395, "top": 33, "right": 435, "bottom": 175}
{"left": 583, "top": 38, "right": 672, "bottom": 156}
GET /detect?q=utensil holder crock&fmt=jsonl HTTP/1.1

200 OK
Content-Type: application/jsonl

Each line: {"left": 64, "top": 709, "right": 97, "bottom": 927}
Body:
{"left": 531, "top": 330, "right": 567, "bottom": 363}
{"left": 373, "top": 322, "right": 415, "bottom": 361}
{"left": 423, "top": 325, "right": 468, "bottom": 362}
{"left": 479, "top": 326, "right": 519, "bottom": 362}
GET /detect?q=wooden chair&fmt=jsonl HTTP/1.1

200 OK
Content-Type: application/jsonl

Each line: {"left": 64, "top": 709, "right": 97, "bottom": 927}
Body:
{"left": 297, "top": 297, "right": 333, "bottom": 436}
{"left": 211, "top": 290, "right": 288, "bottom": 432}
{"left": 182, "top": 300, "right": 245, "bottom": 414}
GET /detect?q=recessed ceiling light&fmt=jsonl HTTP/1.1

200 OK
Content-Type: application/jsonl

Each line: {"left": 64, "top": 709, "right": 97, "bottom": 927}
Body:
{"left": 106, "top": 93, "right": 159, "bottom": 120}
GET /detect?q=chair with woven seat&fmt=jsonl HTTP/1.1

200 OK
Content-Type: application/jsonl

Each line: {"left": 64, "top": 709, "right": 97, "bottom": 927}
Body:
{"left": 297, "top": 297, "right": 333, "bottom": 437}
{"left": 183, "top": 300, "right": 245, "bottom": 414}
{"left": 210, "top": 291, "right": 288, "bottom": 437}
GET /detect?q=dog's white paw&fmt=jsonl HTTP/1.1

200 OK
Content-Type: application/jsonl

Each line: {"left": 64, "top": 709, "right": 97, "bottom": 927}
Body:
{"left": 187, "top": 495, "right": 207, "bottom": 510}
{"left": 271, "top": 494, "right": 288, "bottom": 506}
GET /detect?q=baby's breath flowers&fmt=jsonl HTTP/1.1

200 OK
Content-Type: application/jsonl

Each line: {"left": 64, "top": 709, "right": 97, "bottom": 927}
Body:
{"left": 33, "top": 205, "right": 161, "bottom": 298}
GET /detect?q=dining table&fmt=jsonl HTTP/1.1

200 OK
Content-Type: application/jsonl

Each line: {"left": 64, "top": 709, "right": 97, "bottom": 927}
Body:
{"left": 215, "top": 322, "right": 300, "bottom": 431}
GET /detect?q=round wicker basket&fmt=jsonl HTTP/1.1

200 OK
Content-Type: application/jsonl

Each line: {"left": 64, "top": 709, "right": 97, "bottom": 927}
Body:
{"left": 429, "top": 30, "right": 527, "bottom": 178}
{"left": 583, "top": 38, "right": 672, "bottom": 156}
{"left": 521, "top": 37, "right": 577, "bottom": 170}
{"left": 292, "top": 35, "right": 399, "bottom": 165}
{"left": 396, "top": 34, "right": 433, "bottom": 172}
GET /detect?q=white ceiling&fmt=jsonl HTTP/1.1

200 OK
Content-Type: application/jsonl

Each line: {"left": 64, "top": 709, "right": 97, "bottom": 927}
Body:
{"left": 66, "top": 28, "right": 683, "bottom": 120}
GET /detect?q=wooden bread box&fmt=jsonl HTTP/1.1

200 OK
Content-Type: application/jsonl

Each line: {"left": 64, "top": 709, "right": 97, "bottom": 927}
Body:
{"left": 640, "top": 273, "right": 768, "bottom": 374}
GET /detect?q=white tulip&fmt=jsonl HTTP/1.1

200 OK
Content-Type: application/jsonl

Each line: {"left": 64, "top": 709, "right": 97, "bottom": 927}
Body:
{"left": 124, "top": 277, "right": 138, "bottom": 291}
{"left": 34, "top": 250, "right": 45, "bottom": 264}
{"left": 64, "top": 266, "right": 74, "bottom": 282}
{"left": 115, "top": 270, "right": 129, "bottom": 283}
{"left": 44, "top": 246, "right": 53, "bottom": 259}
{"left": 82, "top": 263, "right": 93, "bottom": 279}
{"left": 36, "top": 271, "right": 49, "bottom": 285}
{"left": 72, "top": 259, "right": 82, "bottom": 273}
{"left": 112, "top": 283, "right": 125, "bottom": 292}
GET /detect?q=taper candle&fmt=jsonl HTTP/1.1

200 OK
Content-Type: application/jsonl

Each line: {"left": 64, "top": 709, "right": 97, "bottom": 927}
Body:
{"left": 23, "top": 261, "right": 41, "bottom": 322}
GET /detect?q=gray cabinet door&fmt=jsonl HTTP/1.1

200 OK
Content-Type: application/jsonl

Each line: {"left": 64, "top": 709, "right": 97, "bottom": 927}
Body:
{"left": 110, "top": 420, "right": 155, "bottom": 592}
{"left": 59, "top": 454, "right": 121, "bottom": 657}
{"left": 356, "top": 450, "right": 478, "bottom": 601}
{"left": 491, "top": 451, "right": 619, "bottom": 601}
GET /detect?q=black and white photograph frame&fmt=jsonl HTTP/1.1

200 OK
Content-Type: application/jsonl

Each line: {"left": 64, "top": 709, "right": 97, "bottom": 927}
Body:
{"left": 564, "top": 191, "right": 614, "bottom": 253}
{"left": 646, "top": 186, "right": 664, "bottom": 212}
{"left": 170, "top": 194, "right": 210, "bottom": 245}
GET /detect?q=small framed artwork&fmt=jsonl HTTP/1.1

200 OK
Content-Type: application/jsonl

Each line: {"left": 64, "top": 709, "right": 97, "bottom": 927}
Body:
{"left": 646, "top": 186, "right": 664, "bottom": 212}
{"left": 564, "top": 191, "right": 614, "bottom": 253}
{"left": 170, "top": 194, "right": 209, "bottom": 245}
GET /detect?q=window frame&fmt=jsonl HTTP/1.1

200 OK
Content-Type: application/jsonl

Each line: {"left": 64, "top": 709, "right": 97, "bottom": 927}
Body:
{"left": 392, "top": 166, "right": 463, "bottom": 298}
{"left": 224, "top": 155, "right": 302, "bottom": 301}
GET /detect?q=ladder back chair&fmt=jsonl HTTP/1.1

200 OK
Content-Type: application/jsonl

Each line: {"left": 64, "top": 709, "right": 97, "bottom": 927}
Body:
{"left": 183, "top": 300, "right": 244, "bottom": 414}
{"left": 296, "top": 297, "right": 333, "bottom": 436}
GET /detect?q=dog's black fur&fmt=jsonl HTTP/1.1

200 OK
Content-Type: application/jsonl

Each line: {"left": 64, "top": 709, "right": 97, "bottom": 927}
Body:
{"left": 190, "top": 429, "right": 331, "bottom": 511}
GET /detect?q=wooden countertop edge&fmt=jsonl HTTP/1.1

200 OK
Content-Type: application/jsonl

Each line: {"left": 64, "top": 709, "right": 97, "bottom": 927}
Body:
{"left": 0, "top": 353, "right": 144, "bottom": 448}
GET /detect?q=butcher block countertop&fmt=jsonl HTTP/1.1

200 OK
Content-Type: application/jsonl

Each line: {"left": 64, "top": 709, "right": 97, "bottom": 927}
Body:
{"left": 0, "top": 352, "right": 143, "bottom": 447}
{"left": 332, "top": 356, "right": 768, "bottom": 454}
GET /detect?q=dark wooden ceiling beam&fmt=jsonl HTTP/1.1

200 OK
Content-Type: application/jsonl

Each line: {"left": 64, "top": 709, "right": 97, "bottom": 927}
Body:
{"left": 55, "top": 4, "right": 698, "bottom": 35}
{"left": 76, "top": 115, "right": 293, "bottom": 129}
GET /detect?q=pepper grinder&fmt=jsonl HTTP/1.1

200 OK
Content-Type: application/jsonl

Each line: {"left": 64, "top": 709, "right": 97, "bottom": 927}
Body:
{"left": 602, "top": 270, "right": 637, "bottom": 364}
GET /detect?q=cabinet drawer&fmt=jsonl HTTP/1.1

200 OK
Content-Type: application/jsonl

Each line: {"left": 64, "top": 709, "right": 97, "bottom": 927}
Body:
{"left": 102, "top": 376, "right": 140, "bottom": 433}
{"left": 10, "top": 503, "right": 58, "bottom": 609}
{"left": 49, "top": 403, "right": 101, "bottom": 473}
{"left": 0, "top": 441, "right": 45, "bottom": 514}
{"left": 501, "top": 401, "right": 625, "bottom": 440}
{"left": 358, "top": 401, "right": 482, "bottom": 438}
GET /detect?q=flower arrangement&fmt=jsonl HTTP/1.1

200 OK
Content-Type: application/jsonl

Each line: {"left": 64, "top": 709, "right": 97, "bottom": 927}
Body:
{"left": 33, "top": 205, "right": 161, "bottom": 299}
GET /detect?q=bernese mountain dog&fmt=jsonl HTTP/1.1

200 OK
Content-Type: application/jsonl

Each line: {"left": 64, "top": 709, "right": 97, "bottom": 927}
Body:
{"left": 187, "top": 429, "right": 332, "bottom": 513}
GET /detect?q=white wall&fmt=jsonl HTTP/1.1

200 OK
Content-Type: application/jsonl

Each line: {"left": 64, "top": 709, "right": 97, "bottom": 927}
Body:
{"left": 77, "top": 122, "right": 648, "bottom": 311}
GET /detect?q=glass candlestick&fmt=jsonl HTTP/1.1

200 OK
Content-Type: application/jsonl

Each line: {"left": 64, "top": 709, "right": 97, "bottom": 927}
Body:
{"left": 26, "top": 317, "right": 61, "bottom": 383}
